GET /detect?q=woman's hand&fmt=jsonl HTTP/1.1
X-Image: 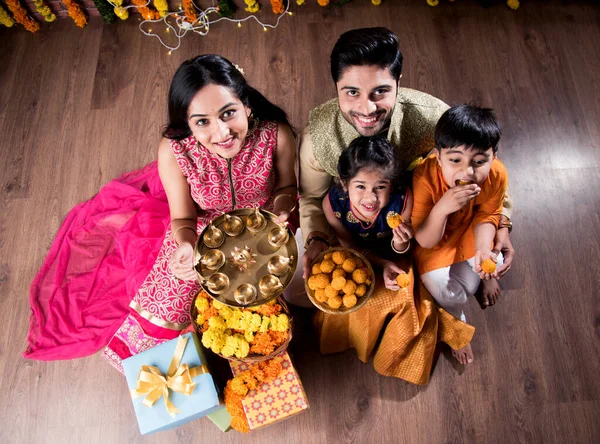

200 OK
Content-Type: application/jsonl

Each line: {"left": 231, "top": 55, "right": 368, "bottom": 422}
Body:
{"left": 493, "top": 228, "right": 515, "bottom": 279}
{"left": 169, "top": 242, "right": 197, "bottom": 281}
{"left": 273, "top": 193, "right": 296, "bottom": 224}
{"left": 382, "top": 261, "right": 405, "bottom": 290}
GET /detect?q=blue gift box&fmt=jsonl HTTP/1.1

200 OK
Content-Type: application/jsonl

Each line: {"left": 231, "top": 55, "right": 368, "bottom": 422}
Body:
{"left": 123, "top": 332, "right": 222, "bottom": 435}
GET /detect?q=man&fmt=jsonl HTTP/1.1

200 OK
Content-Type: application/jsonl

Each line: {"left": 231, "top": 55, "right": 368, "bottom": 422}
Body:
{"left": 299, "top": 27, "right": 515, "bottom": 308}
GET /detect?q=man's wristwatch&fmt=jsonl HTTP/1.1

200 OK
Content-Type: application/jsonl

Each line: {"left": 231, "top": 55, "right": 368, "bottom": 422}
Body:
{"left": 306, "top": 235, "right": 330, "bottom": 248}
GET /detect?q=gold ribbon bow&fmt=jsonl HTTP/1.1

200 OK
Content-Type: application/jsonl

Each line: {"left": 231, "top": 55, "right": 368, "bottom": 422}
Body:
{"left": 131, "top": 336, "right": 208, "bottom": 417}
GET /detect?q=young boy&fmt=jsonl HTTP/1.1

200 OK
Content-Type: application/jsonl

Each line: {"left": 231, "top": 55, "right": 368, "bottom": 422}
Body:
{"left": 412, "top": 104, "right": 509, "bottom": 365}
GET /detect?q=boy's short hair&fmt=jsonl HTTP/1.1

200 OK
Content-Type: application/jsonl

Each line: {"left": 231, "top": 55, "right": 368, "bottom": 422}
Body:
{"left": 435, "top": 105, "right": 501, "bottom": 153}
{"left": 330, "top": 27, "right": 403, "bottom": 84}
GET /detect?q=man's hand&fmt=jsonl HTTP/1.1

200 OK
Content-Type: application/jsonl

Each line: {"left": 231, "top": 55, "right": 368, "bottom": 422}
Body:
{"left": 493, "top": 227, "right": 515, "bottom": 279}
{"left": 302, "top": 237, "right": 328, "bottom": 278}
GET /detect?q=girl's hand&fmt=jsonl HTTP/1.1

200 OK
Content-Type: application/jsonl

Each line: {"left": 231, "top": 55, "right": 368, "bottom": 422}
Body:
{"left": 169, "top": 242, "right": 197, "bottom": 281}
{"left": 392, "top": 221, "right": 414, "bottom": 245}
{"left": 474, "top": 249, "right": 498, "bottom": 281}
{"left": 437, "top": 184, "right": 480, "bottom": 215}
{"left": 382, "top": 261, "right": 405, "bottom": 290}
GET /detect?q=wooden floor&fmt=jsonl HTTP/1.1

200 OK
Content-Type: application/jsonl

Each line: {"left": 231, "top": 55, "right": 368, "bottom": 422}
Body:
{"left": 2, "top": 1, "right": 599, "bottom": 443}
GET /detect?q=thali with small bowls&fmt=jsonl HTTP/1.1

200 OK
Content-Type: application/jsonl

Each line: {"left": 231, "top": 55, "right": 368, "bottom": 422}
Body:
{"left": 194, "top": 208, "right": 298, "bottom": 308}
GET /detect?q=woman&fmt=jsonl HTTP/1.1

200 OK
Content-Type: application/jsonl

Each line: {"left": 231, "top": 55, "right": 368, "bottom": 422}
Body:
{"left": 24, "top": 55, "right": 297, "bottom": 373}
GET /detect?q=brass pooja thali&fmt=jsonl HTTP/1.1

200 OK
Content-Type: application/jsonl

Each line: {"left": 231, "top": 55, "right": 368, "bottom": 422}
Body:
{"left": 194, "top": 208, "right": 298, "bottom": 307}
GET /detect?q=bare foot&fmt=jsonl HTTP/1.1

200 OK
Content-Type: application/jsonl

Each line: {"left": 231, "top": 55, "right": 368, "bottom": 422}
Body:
{"left": 451, "top": 343, "right": 474, "bottom": 365}
{"left": 481, "top": 278, "right": 501, "bottom": 307}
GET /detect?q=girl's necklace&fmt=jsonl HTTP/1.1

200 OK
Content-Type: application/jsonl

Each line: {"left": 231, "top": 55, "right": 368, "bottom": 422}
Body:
{"left": 350, "top": 202, "right": 380, "bottom": 230}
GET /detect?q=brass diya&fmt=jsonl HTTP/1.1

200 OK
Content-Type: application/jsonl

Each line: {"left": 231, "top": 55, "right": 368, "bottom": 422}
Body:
{"left": 267, "top": 255, "right": 294, "bottom": 276}
{"left": 200, "top": 249, "right": 226, "bottom": 271}
{"left": 258, "top": 274, "right": 284, "bottom": 296}
{"left": 194, "top": 208, "right": 298, "bottom": 307}
{"left": 234, "top": 283, "right": 258, "bottom": 305}
{"left": 229, "top": 245, "right": 257, "bottom": 272}
{"left": 267, "top": 222, "right": 290, "bottom": 248}
{"left": 246, "top": 208, "right": 267, "bottom": 233}
{"left": 203, "top": 224, "right": 224, "bottom": 248}
{"left": 200, "top": 272, "right": 230, "bottom": 294}
{"left": 223, "top": 214, "right": 244, "bottom": 237}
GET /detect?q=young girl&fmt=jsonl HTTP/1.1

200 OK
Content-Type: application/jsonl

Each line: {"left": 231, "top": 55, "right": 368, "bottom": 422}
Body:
{"left": 314, "top": 135, "right": 475, "bottom": 385}
{"left": 322, "top": 136, "right": 413, "bottom": 289}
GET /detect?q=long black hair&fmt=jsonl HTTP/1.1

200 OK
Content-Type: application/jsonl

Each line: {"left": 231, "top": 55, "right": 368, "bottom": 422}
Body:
{"left": 163, "top": 54, "right": 291, "bottom": 140}
{"left": 337, "top": 135, "right": 402, "bottom": 189}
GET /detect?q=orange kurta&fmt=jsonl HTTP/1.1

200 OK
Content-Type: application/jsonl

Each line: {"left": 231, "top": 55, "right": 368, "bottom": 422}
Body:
{"left": 412, "top": 155, "right": 508, "bottom": 274}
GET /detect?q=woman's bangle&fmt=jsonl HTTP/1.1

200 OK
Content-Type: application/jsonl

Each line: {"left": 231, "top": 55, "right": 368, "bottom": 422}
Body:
{"left": 273, "top": 193, "right": 296, "bottom": 213}
{"left": 391, "top": 239, "right": 411, "bottom": 254}
{"left": 172, "top": 225, "right": 196, "bottom": 244}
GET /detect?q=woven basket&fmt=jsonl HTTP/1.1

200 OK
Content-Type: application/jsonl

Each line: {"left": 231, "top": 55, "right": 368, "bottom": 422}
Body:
{"left": 190, "top": 294, "right": 293, "bottom": 363}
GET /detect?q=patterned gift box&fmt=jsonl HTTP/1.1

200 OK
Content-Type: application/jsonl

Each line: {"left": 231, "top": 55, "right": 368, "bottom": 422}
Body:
{"left": 229, "top": 352, "right": 309, "bottom": 429}
{"left": 123, "top": 332, "right": 222, "bottom": 435}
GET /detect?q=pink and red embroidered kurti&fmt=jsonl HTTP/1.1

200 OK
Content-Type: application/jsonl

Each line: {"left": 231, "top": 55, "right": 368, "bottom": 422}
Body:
{"left": 25, "top": 121, "right": 279, "bottom": 373}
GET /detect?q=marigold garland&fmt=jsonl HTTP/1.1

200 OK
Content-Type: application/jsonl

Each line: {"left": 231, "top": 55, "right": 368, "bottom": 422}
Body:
{"left": 507, "top": 0, "right": 519, "bottom": 10}
{"left": 224, "top": 357, "right": 284, "bottom": 433}
{"left": 62, "top": 0, "right": 87, "bottom": 27}
{"left": 5, "top": 0, "right": 39, "bottom": 32}
{"left": 132, "top": 0, "right": 160, "bottom": 20}
{"left": 270, "top": 0, "right": 283, "bottom": 14}
{"left": 0, "top": 5, "right": 16, "bottom": 27}
{"left": 153, "top": 0, "right": 168, "bottom": 17}
{"left": 244, "top": 0, "right": 260, "bottom": 14}
{"left": 33, "top": 0, "right": 56, "bottom": 22}
{"left": 92, "top": 0, "right": 116, "bottom": 23}
{"left": 182, "top": 0, "right": 196, "bottom": 23}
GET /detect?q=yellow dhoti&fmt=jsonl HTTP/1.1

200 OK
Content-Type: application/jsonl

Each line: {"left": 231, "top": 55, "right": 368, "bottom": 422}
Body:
{"left": 313, "top": 258, "right": 474, "bottom": 385}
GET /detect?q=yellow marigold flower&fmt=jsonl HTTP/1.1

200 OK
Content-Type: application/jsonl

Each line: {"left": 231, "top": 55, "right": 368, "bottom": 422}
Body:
{"left": 114, "top": 6, "right": 128, "bottom": 19}
{"left": 250, "top": 313, "right": 262, "bottom": 331}
{"left": 218, "top": 305, "right": 234, "bottom": 320}
{"left": 296, "top": 0, "right": 304, "bottom": 4}
{"left": 195, "top": 313, "right": 205, "bottom": 325}
{"left": 244, "top": 330, "right": 254, "bottom": 343}
{"left": 276, "top": 314, "right": 289, "bottom": 332}
{"left": 507, "top": 0, "right": 519, "bottom": 9}
{"left": 427, "top": 0, "right": 439, "bottom": 6}
{"left": 195, "top": 297, "right": 209, "bottom": 313}
{"left": 371, "top": 0, "right": 381, "bottom": 5}
{"left": 259, "top": 316, "right": 271, "bottom": 333}
{"left": 213, "top": 300, "right": 226, "bottom": 310}
{"left": 208, "top": 315, "right": 227, "bottom": 330}
{"left": 235, "top": 337, "right": 250, "bottom": 358}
